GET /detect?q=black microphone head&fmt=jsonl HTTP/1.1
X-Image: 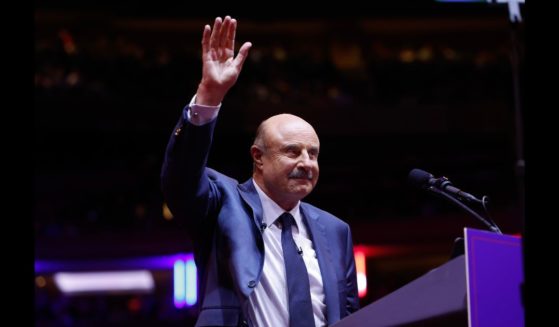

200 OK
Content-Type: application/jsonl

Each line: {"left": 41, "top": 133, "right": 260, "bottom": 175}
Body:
{"left": 408, "top": 168, "right": 434, "bottom": 189}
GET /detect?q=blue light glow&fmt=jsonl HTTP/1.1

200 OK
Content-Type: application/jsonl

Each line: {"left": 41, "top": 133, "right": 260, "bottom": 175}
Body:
{"left": 173, "top": 255, "right": 197, "bottom": 308}
{"left": 185, "top": 259, "right": 198, "bottom": 306}
{"left": 174, "top": 260, "right": 186, "bottom": 308}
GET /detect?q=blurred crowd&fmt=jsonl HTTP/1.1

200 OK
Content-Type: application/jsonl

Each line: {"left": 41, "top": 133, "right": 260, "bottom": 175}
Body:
{"left": 35, "top": 22, "right": 517, "bottom": 239}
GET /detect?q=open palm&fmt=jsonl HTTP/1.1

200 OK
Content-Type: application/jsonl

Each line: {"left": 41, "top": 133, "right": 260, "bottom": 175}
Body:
{"left": 198, "top": 16, "right": 251, "bottom": 105}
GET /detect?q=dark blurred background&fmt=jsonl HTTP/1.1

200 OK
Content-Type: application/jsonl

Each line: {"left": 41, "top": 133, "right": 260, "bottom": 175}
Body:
{"left": 35, "top": 1, "right": 525, "bottom": 326}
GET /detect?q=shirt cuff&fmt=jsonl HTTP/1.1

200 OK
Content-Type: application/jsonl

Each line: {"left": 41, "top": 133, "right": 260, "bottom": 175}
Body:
{"left": 183, "top": 94, "right": 221, "bottom": 126}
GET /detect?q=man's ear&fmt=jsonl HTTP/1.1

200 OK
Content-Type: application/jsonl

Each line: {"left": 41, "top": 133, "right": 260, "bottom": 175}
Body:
{"left": 251, "top": 145, "right": 264, "bottom": 168}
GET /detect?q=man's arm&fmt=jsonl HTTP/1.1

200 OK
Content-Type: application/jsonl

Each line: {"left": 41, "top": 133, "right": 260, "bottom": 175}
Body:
{"left": 161, "top": 16, "right": 251, "bottom": 221}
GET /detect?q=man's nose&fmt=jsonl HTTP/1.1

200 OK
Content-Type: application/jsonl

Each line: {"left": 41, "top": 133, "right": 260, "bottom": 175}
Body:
{"left": 298, "top": 151, "right": 313, "bottom": 167}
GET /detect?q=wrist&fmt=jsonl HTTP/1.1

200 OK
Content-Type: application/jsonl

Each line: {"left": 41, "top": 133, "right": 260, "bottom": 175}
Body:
{"left": 195, "top": 82, "right": 225, "bottom": 106}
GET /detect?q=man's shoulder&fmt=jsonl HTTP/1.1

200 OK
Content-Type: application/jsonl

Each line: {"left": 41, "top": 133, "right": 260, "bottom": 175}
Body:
{"left": 206, "top": 167, "right": 240, "bottom": 186}
{"left": 300, "top": 202, "right": 349, "bottom": 229}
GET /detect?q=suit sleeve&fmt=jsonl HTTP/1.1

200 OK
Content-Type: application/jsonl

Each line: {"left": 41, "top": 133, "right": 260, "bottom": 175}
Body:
{"left": 160, "top": 110, "right": 220, "bottom": 226}
{"left": 344, "top": 226, "right": 360, "bottom": 315}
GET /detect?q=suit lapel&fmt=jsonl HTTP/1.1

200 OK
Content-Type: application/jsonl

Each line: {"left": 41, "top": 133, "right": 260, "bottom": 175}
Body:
{"left": 237, "top": 179, "right": 264, "bottom": 230}
{"left": 301, "top": 204, "right": 341, "bottom": 323}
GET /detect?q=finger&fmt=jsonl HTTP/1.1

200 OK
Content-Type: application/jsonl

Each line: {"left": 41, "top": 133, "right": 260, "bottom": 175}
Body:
{"left": 226, "top": 18, "right": 237, "bottom": 53}
{"left": 209, "top": 17, "right": 222, "bottom": 51}
{"left": 219, "top": 16, "right": 232, "bottom": 52}
{"left": 233, "top": 41, "right": 252, "bottom": 70}
{"left": 201, "top": 24, "right": 211, "bottom": 58}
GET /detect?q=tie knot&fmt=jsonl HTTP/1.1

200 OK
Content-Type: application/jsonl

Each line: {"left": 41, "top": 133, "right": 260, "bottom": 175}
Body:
{"left": 279, "top": 212, "right": 296, "bottom": 230}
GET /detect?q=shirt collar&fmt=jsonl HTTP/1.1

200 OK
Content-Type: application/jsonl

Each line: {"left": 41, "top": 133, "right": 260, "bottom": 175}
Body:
{"left": 252, "top": 179, "right": 301, "bottom": 228}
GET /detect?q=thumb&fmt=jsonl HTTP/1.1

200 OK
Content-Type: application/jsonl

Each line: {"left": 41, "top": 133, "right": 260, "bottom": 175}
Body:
{"left": 233, "top": 42, "right": 252, "bottom": 71}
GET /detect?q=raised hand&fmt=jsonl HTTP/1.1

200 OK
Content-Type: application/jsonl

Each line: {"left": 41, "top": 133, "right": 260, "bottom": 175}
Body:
{"left": 195, "top": 16, "right": 252, "bottom": 106}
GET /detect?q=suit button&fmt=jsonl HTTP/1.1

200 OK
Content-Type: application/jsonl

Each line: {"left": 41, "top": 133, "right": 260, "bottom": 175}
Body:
{"left": 240, "top": 320, "right": 248, "bottom": 327}
{"left": 174, "top": 127, "right": 182, "bottom": 136}
{"left": 248, "top": 280, "right": 256, "bottom": 288}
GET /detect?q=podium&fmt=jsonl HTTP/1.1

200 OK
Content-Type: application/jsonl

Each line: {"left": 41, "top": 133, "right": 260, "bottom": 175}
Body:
{"left": 332, "top": 228, "right": 524, "bottom": 327}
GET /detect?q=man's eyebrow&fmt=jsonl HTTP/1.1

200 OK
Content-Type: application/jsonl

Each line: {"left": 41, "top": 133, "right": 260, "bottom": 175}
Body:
{"left": 282, "top": 143, "right": 300, "bottom": 149}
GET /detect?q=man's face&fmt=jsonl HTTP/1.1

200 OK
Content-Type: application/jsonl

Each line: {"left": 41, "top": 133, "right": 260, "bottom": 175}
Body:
{"left": 258, "top": 117, "right": 320, "bottom": 206}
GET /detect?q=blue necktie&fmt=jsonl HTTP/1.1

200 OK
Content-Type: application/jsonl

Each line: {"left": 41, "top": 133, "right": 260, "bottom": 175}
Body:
{"left": 279, "top": 212, "right": 315, "bottom": 327}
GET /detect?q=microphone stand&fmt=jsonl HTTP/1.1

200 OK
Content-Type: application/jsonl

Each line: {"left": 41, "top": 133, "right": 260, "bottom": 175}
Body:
{"left": 507, "top": 1, "right": 525, "bottom": 236}
{"left": 427, "top": 186, "right": 503, "bottom": 235}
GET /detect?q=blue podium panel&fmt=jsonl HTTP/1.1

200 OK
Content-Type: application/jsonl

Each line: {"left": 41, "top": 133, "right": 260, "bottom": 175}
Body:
{"left": 465, "top": 228, "right": 524, "bottom": 327}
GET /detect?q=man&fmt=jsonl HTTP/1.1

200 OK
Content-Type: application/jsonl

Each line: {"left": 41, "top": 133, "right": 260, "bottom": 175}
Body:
{"left": 161, "top": 16, "right": 359, "bottom": 326}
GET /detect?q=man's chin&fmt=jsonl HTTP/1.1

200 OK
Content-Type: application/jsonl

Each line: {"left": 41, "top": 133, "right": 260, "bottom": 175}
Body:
{"left": 289, "top": 182, "right": 314, "bottom": 196}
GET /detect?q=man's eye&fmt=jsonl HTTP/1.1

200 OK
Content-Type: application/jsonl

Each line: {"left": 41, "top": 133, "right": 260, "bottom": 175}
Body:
{"left": 284, "top": 146, "right": 298, "bottom": 154}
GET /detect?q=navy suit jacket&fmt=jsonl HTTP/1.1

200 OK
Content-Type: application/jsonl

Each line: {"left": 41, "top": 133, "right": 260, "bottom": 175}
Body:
{"left": 161, "top": 115, "right": 359, "bottom": 326}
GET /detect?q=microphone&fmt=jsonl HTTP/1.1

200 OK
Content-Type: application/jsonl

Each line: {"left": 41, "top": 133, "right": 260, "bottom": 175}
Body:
{"left": 260, "top": 222, "right": 267, "bottom": 232}
{"left": 297, "top": 247, "right": 303, "bottom": 255}
{"left": 408, "top": 168, "right": 481, "bottom": 203}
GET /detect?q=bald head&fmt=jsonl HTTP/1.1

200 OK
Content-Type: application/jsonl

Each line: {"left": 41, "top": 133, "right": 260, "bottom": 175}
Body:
{"left": 253, "top": 114, "right": 318, "bottom": 151}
